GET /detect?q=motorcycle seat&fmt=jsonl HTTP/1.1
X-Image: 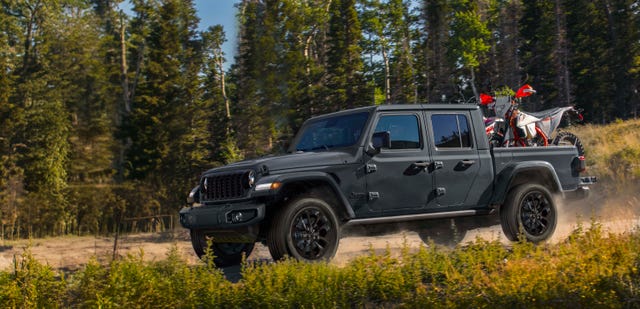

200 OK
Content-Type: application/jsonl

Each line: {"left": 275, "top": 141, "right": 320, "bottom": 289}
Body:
{"left": 525, "top": 107, "right": 570, "bottom": 119}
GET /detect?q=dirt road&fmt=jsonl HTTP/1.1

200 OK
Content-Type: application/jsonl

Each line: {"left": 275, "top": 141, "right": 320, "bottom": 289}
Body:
{"left": 1, "top": 193, "right": 637, "bottom": 275}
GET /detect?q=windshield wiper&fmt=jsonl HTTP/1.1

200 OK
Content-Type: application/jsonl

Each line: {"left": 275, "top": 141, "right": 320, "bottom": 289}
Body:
{"left": 310, "top": 144, "right": 333, "bottom": 151}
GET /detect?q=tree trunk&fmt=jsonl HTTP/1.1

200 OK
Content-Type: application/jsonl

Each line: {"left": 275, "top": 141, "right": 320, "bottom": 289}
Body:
{"left": 470, "top": 68, "right": 479, "bottom": 103}
{"left": 554, "top": 0, "right": 571, "bottom": 106}
{"left": 382, "top": 44, "right": 391, "bottom": 103}
{"left": 120, "top": 13, "right": 130, "bottom": 116}
{"left": 117, "top": 12, "right": 134, "bottom": 182}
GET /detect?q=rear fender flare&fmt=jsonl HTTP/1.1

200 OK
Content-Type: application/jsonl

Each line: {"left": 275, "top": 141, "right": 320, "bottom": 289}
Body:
{"left": 492, "top": 161, "right": 563, "bottom": 205}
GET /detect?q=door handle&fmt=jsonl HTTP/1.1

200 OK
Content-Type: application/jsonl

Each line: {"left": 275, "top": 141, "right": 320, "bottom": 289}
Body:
{"left": 412, "top": 161, "right": 443, "bottom": 170}
{"left": 460, "top": 160, "right": 475, "bottom": 166}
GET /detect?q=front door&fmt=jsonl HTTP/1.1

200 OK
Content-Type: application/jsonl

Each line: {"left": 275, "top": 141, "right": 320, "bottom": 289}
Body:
{"left": 365, "top": 112, "right": 436, "bottom": 216}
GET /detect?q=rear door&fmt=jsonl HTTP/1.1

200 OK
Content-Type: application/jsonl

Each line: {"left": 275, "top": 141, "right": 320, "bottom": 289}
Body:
{"left": 425, "top": 111, "right": 482, "bottom": 208}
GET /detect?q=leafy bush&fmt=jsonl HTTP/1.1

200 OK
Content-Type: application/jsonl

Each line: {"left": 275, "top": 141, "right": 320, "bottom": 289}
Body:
{"left": 0, "top": 249, "right": 66, "bottom": 308}
{"left": 1, "top": 224, "right": 639, "bottom": 307}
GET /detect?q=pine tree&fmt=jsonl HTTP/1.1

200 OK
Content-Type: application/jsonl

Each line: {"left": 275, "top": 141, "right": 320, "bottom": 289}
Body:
{"left": 201, "top": 25, "right": 243, "bottom": 165}
{"left": 420, "top": 0, "right": 456, "bottom": 103}
{"left": 361, "top": 0, "right": 393, "bottom": 104}
{"left": 388, "top": 0, "right": 417, "bottom": 104}
{"left": 0, "top": 4, "right": 23, "bottom": 238}
{"left": 280, "top": 0, "right": 332, "bottom": 136}
{"left": 122, "top": 0, "right": 204, "bottom": 220}
{"left": 326, "top": 0, "right": 371, "bottom": 110}
{"left": 360, "top": 0, "right": 417, "bottom": 104}
{"left": 481, "top": 0, "right": 522, "bottom": 90}
{"left": 564, "top": 0, "right": 614, "bottom": 121}
{"left": 605, "top": 0, "right": 640, "bottom": 119}
{"left": 448, "top": 0, "right": 491, "bottom": 102}
{"left": 1, "top": 0, "right": 75, "bottom": 236}
{"left": 520, "top": 1, "right": 570, "bottom": 110}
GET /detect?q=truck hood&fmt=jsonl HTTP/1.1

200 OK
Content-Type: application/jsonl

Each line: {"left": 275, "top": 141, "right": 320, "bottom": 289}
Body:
{"left": 202, "top": 151, "right": 356, "bottom": 175}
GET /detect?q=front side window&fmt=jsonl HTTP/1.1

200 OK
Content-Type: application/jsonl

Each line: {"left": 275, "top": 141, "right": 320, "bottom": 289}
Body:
{"left": 431, "top": 114, "right": 472, "bottom": 148}
{"left": 373, "top": 114, "right": 421, "bottom": 149}
{"left": 294, "top": 112, "right": 369, "bottom": 152}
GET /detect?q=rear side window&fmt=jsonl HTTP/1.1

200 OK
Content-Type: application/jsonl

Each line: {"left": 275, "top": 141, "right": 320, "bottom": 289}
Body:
{"left": 374, "top": 114, "right": 421, "bottom": 149}
{"left": 431, "top": 114, "right": 472, "bottom": 148}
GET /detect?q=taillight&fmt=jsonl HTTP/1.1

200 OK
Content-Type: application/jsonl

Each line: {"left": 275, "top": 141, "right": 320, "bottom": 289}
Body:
{"left": 574, "top": 156, "right": 586, "bottom": 173}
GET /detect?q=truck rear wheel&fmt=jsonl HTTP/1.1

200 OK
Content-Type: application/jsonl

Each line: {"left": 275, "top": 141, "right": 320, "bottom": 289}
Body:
{"left": 190, "top": 230, "right": 255, "bottom": 267}
{"left": 267, "top": 197, "right": 340, "bottom": 262}
{"left": 500, "top": 184, "right": 557, "bottom": 243}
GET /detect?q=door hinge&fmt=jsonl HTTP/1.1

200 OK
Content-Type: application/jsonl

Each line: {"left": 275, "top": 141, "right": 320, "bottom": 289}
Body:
{"left": 366, "top": 163, "right": 377, "bottom": 173}
{"left": 368, "top": 192, "right": 380, "bottom": 200}
{"left": 349, "top": 192, "right": 367, "bottom": 200}
{"left": 434, "top": 161, "right": 444, "bottom": 170}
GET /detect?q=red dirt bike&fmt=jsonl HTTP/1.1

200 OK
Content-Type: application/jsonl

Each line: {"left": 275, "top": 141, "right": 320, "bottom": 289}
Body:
{"left": 481, "top": 85, "right": 585, "bottom": 156}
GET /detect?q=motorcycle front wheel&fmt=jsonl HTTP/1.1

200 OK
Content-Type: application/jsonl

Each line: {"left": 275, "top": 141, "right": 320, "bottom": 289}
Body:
{"left": 552, "top": 131, "right": 585, "bottom": 157}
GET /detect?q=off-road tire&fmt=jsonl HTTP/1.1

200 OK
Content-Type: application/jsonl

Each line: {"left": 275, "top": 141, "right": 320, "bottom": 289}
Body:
{"left": 500, "top": 184, "right": 557, "bottom": 243}
{"left": 267, "top": 197, "right": 340, "bottom": 262}
{"left": 553, "top": 131, "right": 585, "bottom": 157}
{"left": 417, "top": 219, "right": 468, "bottom": 247}
{"left": 190, "top": 230, "right": 255, "bottom": 267}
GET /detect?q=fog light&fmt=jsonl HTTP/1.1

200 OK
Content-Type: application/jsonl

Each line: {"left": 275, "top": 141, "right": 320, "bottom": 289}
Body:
{"left": 227, "top": 210, "right": 257, "bottom": 223}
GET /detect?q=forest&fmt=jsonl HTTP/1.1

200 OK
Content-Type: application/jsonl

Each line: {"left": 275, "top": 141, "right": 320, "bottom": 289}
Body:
{"left": 0, "top": 0, "right": 639, "bottom": 238}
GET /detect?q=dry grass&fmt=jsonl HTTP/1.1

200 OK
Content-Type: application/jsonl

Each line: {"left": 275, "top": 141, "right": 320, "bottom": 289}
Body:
{"left": 562, "top": 119, "right": 640, "bottom": 193}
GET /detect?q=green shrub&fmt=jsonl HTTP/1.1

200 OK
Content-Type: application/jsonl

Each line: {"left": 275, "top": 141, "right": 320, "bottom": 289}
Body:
{"left": 2, "top": 226, "right": 640, "bottom": 308}
{"left": 0, "top": 249, "right": 66, "bottom": 308}
{"left": 68, "top": 245, "right": 232, "bottom": 308}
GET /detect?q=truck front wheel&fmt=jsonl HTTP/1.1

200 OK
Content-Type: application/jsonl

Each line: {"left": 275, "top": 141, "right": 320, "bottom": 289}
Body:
{"left": 190, "top": 230, "right": 255, "bottom": 267}
{"left": 267, "top": 197, "right": 340, "bottom": 262}
{"left": 500, "top": 184, "right": 557, "bottom": 243}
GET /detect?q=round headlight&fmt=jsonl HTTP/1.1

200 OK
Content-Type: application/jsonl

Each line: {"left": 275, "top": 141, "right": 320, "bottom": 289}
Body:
{"left": 244, "top": 170, "right": 256, "bottom": 188}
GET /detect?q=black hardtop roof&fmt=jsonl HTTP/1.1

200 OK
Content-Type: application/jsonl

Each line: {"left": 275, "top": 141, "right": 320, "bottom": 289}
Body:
{"left": 307, "top": 103, "right": 479, "bottom": 120}
{"left": 376, "top": 103, "right": 479, "bottom": 112}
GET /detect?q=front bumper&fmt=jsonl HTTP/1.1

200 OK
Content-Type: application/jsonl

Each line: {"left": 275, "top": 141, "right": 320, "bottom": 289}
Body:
{"left": 179, "top": 201, "right": 266, "bottom": 230}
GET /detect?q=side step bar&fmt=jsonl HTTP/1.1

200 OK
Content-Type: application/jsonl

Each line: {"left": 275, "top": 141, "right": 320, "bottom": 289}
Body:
{"left": 343, "top": 209, "right": 495, "bottom": 227}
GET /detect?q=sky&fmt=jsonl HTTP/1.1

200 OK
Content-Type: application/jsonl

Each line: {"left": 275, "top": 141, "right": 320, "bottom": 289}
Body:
{"left": 194, "top": 0, "right": 239, "bottom": 65}
{"left": 120, "top": 0, "right": 240, "bottom": 67}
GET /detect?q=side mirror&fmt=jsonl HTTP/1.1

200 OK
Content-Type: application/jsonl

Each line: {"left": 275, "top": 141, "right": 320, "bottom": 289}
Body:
{"left": 366, "top": 131, "right": 390, "bottom": 156}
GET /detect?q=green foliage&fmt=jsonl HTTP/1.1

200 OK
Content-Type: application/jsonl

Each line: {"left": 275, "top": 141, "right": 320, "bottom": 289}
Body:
{"left": 1, "top": 225, "right": 639, "bottom": 307}
{"left": 0, "top": 249, "right": 66, "bottom": 308}
{"left": 67, "top": 247, "right": 233, "bottom": 308}
{"left": 449, "top": 3, "right": 490, "bottom": 69}
{"left": 327, "top": 0, "right": 372, "bottom": 109}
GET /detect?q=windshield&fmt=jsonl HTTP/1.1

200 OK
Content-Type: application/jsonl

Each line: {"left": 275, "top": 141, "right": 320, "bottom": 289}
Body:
{"left": 294, "top": 112, "right": 369, "bottom": 152}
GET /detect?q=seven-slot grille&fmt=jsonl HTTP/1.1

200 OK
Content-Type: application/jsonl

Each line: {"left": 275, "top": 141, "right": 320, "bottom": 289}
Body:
{"left": 200, "top": 172, "right": 248, "bottom": 201}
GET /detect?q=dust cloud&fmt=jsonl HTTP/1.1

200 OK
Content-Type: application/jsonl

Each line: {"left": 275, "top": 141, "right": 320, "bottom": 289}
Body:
{"left": 330, "top": 188, "right": 640, "bottom": 265}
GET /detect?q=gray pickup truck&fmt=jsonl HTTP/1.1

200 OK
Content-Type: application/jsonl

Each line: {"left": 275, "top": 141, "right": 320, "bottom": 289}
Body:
{"left": 180, "top": 104, "right": 596, "bottom": 267}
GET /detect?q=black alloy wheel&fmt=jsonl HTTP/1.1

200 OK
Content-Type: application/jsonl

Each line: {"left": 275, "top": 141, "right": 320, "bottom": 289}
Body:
{"left": 501, "top": 184, "right": 557, "bottom": 243}
{"left": 519, "top": 190, "right": 553, "bottom": 237}
{"left": 289, "top": 206, "right": 337, "bottom": 260}
{"left": 268, "top": 197, "right": 340, "bottom": 262}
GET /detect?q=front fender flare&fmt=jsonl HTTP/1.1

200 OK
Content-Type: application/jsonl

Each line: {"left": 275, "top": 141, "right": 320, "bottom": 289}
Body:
{"left": 251, "top": 171, "right": 356, "bottom": 219}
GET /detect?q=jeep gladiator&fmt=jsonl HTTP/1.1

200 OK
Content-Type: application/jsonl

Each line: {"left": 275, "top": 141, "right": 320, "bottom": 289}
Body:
{"left": 179, "top": 104, "right": 596, "bottom": 267}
